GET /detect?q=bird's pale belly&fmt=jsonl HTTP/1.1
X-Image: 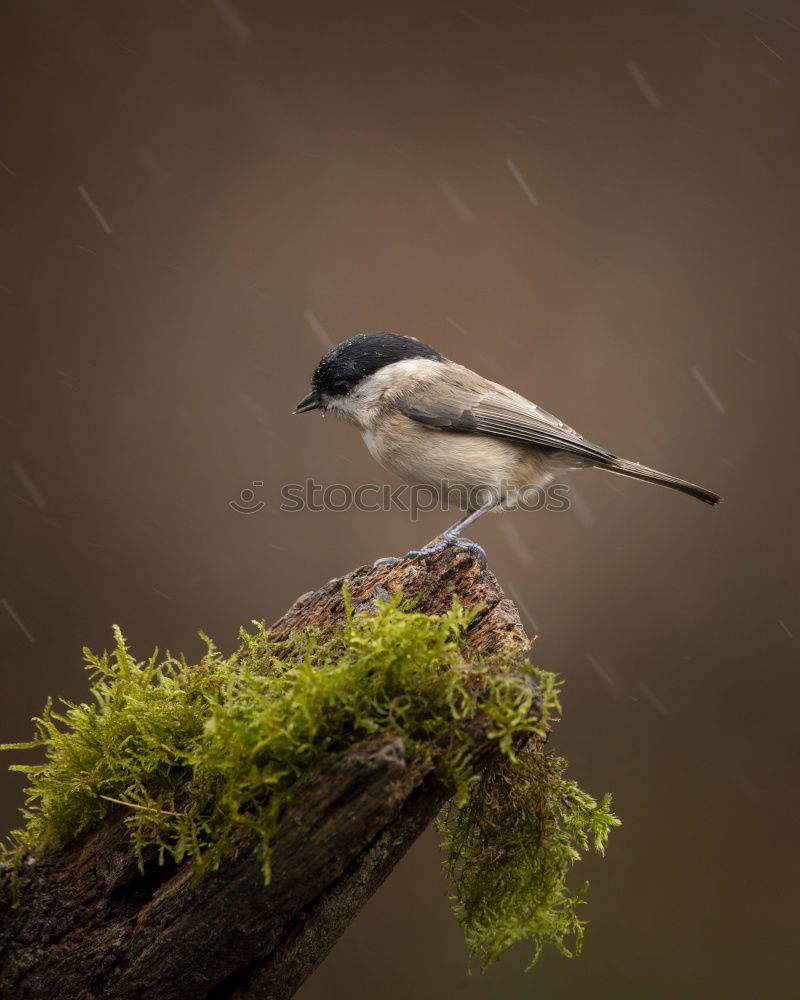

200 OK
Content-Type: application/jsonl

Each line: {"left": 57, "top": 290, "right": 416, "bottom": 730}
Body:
{"left": 362, "top": 419, "right": 553, "bottom": 511}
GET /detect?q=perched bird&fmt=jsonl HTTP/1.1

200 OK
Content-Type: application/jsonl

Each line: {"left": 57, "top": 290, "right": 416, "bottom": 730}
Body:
{"left": 295, "top": 332, "right": 721, "bottom": 562}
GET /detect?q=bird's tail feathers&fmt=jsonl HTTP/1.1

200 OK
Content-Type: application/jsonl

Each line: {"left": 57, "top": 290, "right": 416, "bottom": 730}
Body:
{"left": 599, "top": 457, "right": 722, "bottom": 506}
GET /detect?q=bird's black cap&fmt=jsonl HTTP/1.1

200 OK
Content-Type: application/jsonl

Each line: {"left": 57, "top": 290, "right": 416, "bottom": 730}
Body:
{"left": 311, "top": 332, "right": 444, "bottom": 397}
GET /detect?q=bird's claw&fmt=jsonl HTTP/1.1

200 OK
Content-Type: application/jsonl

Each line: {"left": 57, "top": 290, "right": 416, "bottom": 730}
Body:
{"left": 373, "top": 535, "right": 488, "bottom": 571}
{"left": 372, "top": 555, "right": 399, "bottom": 568}
{"left": 406, "top": 534, "right": 488, "bottom": 569}
{"left": 448, "top": 536, "right": 488, "bottom": 568}
{"left": 405, "top": 538, "right": 447, "bottom": 558}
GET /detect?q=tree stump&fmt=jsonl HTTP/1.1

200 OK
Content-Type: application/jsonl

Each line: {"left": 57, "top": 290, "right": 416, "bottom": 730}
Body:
{"left": 0, "top": 546, "right": 539, "bottom": 1000}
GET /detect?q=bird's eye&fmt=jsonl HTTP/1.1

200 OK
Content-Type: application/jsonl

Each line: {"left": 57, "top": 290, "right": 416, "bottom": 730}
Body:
{"left": 333, "top": 381, "right": 349, "bottom": 394}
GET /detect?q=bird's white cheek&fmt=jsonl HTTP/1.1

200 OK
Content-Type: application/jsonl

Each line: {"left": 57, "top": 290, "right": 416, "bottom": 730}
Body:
{"left": 325, "top": 396, "right": 366, "bottom": 426}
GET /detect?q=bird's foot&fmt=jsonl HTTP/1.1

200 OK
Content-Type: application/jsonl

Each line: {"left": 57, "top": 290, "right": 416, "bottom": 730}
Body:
{"left": 406, "top": 533, "right": 488, "bottom": 569}
{"left": 372, "top": 535, "right": 488, "bottom": 571}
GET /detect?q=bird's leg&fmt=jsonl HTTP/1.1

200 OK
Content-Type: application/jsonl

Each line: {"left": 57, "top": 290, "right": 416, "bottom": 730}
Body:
{"left": 405, "top": 499, "right": 498, "bottom": 567}
{"left": 372, "top": 500, "right": 498, "bottom": 570}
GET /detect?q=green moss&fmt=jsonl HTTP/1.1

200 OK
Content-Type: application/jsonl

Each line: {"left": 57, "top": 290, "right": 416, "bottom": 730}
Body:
{"left": 441, "top": 745, "right": 619, "bottom": 967}
{"left": 1, "top": 587, "right": 618, "bottom": 967}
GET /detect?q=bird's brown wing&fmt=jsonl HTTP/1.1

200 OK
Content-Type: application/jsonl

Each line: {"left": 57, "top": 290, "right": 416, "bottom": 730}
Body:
{"left": 397, "top": 383, "right": 616, "bottom": 465}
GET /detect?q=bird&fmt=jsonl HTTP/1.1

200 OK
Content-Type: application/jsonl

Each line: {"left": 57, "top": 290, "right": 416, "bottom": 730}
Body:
{"left": 294, "top": 332, "right": 721, "bottom": 564}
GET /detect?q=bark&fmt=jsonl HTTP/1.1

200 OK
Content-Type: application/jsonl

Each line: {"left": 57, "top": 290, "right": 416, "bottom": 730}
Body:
{"left": 0, "top": 546, "right": 536, "bottom": 1000}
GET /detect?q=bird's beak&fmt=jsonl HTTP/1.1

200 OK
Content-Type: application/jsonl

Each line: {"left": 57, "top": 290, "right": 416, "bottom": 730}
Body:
{"left": 294, "top": 390, "right": 321, "bottom": 414}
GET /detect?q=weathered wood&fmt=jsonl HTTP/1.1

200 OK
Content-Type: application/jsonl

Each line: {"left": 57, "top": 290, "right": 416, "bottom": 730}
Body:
{"left": 0, "top": 546, "right": 536, "bottom": 1000}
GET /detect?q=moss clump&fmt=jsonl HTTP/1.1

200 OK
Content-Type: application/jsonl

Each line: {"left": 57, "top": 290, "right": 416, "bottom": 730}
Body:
{"left": 1, "top": 588, "right": 618, "bottom": 967}
{"left": 441, "top": 745, "right": 619, "bottom": 967}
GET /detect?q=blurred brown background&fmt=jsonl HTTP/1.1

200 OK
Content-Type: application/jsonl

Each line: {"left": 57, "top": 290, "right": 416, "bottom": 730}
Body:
{"left": 1, "top": 1, "right": 798, "bottom": 996}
